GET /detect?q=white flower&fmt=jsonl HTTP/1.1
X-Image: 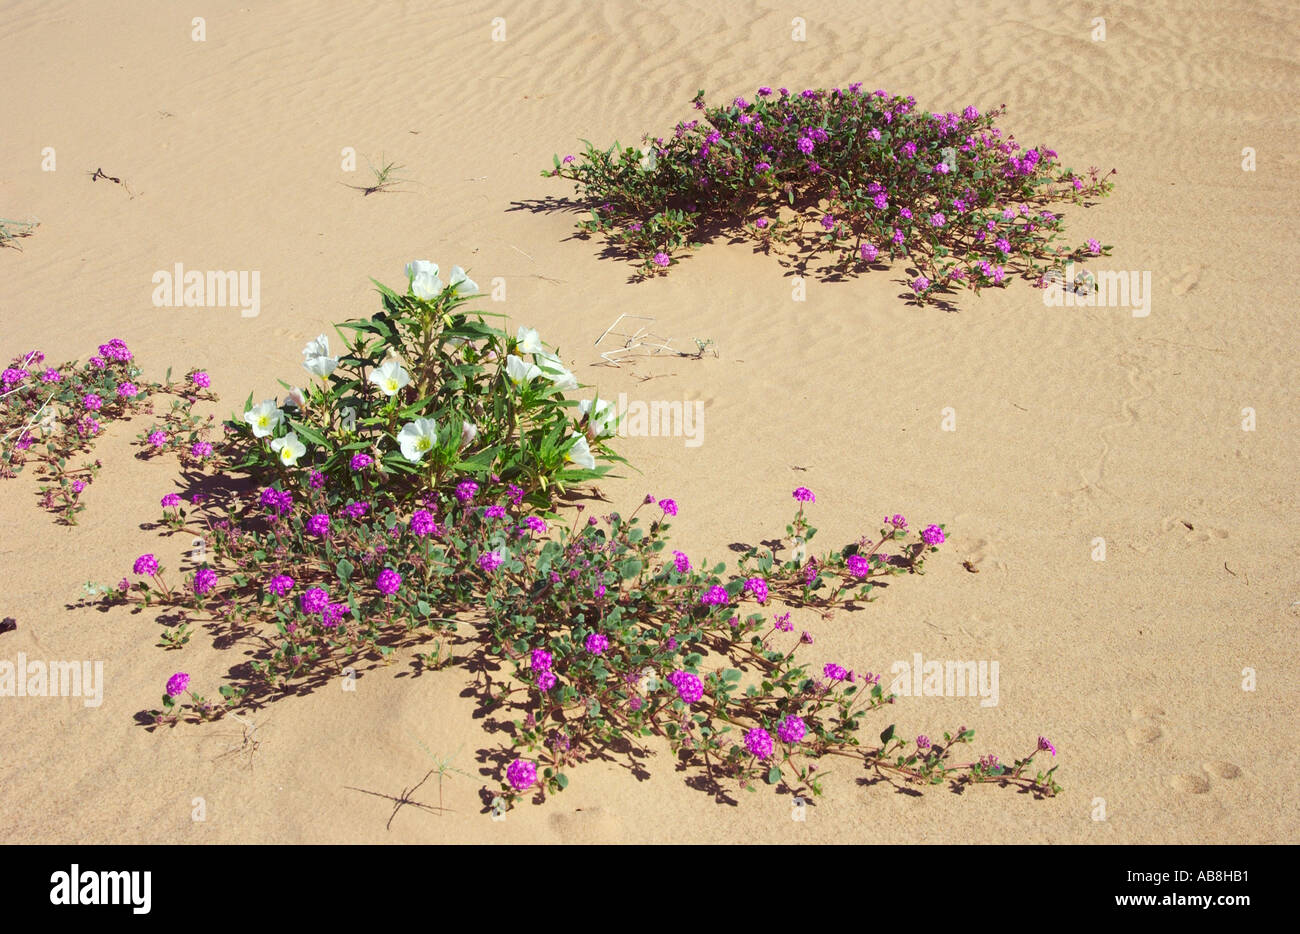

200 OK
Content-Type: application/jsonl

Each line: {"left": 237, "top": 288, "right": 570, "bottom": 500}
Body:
{"left": 368, "top": 360, "right": 411, "bottom": 397}
{"left": 565, "top": 435, "right": 596, "bottom": 470}
{"left": 339, "top": 405, "right": 357, "bottom": 431}
{"left": 505, "top": 354, "right": 541, "bottom": 387}
{"left": 302, "top": 334, "right": 339, "bottom": 378}
{"left": 578, "top": 397, "right": 617, "bottom": 437}
{"left": 244, "top": 399, "right": 284, "bottom": 438}
{"left": 270, "top": 432, "right": 306, "bottom": 466}
{"left": 405, "top": 260, "right": 444, "bottom": 300}
{"left": 538, "top": 352, "right": 578, "bottom": 391}
{"left": 283, "top": 386, "right": 306, "bottom": 411}
{"left": 638, "top": 147, "right": 657, "bottom": 171}
{"left": 397, "top": 418, "right": 438, "bottom": 462}
{"left": 460, "top": 420, "right": 478, "bottom": 447}
{"left": 514, "top": 326, "right": 543, "bottom": 355}
{"left": 447, "top": 266, "right": 478, "bottom": 296}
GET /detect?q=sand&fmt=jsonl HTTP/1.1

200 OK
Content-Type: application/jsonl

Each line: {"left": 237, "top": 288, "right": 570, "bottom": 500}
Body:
{"left": 1, "top": 0, "right": 1297, "bottom": 844}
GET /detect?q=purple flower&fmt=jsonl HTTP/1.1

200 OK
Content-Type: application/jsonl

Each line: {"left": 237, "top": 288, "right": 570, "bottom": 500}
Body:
{"left": 755, "top": 217, "right": 769, "bottom": 228}
{"left": 886, "top": 513, "right": 908, "bottom": 531}
{"left": 344, "top": 501, "right": 370, "bottom": 519}
{"left": 87, "top": 356, "right": 105, "bottom": 369}
{"left": 479, "top": 549, "right": 504, "bottom": 573}
{"left": 455, "top": 480, "right": 479, "bottom": 503}
{"left": 148, "top": 430, "right": 168, "bottom": 447}
{"left": 921, "top": 524, "right": 945, "bottom": 545}
{"left": 71, "top": 479, "right": 86, "bottom": 493}
{"left": 672, "top": 550, "right": 691, "bottom": 573}
{"left": 193, "top": 568, "right": 218, "bottom": 596}
{"left": 657, "top": 498, "right": 678, "bottom": 516}
{"left": 525, "top": 516, "right": 547, "bottom": 534}
{"left": 744, "top": 727, "right": 775, "bottom": 759}
{"left": 929, "top": 212, "right": 946, "bottom": 228}
{"left": 117, "top": 382, "right": 139, "bottom": 399}
{"left": 846, "top": 554, "right": 870, "bottom": 578}
{"left": 1, "top": 368, "right": 28, "bottom": 389}
{"left": 668, "top": 670, "right": 704, "bottom": 704}
{"left": 823, "top": 663, "right": 850, "bottom": 682}
{"left": 792, "top": 486, "right": 815, "bottom": 503}
{"left": 537, "top": 670, "right": 557, "bottom": 691}
{"left": 860, "top": 243, "right": 878, "bottom": 262}
{"left": 191, "top": 371, "right": 211, "bottom": 388}
{"left": 268, "top": 575, "right": 294, "bottom": 596}
{"left": 872, "top": 192, "right": 888, "bottom": 210}
{"left": 484, "top": 505, "right": 506, "bottom": 519}
{"left": 99, "top": 339, "right": 132, "bottom": 362}
{"left": 506, "top": 758, "right": 537, "bottom": 791}
{"left": 652, "top": 252, "right": 671, "bottom": 267}
{"left": 585, "top": 632, "right": 609, "bottom": 655}
{"left": 1038, "top": 736, "right": 1056, "bottom": 756}
{"left": 917, "top": 735, "right": 931, "bottom": 750}
{"left": 912, "top": 276, "right": 931, "bottom": 294}
{"left": 40, "top": 368, "right": 61, "bottom": 383}
{"left": 530, "top": 649, "right": 553, "bottom": 671}
{"left": 350, "top": 453, "right": 372, "bottom": 471}
{"left": 165, "top": 672, "right": 190, "bottom": 697}
{"left": 305, "top": 513, "right": 330, "bottom": 537}
{"left": 82, "top": 393, "right": 102, "bottom": 411}
{"left": 321, "top": 602, "right": 350, "bottom": 629}
{"left": 300, "top": 587, "right": 329, "bottom": 615}
{"left": 191, "top": 441, "right": 213, "bottom": 459}
{"left": 376, "top": 568, "right": 402, "bottom": 596}
{"left": 900, "top": 140, "right": 917, "bottom": 158}
{"left": 773, "top": 612, "right": 792, "bottom": 632}
{"left": 133, "top": 554, "right": 159, "bottom": 576}
{"left": 994, "top": 237, "right": 1011, "bottom": 254}
{"left": 744, "top": 577, "right": 769, "bottom": 604}
{"left": 160, "top": 493, "right": 182, "bottom": 508}
{"left": 933, "top": 162, "right": 951, "bottom": 174}
{"left": 1087, "top": 238, "right": 1102, "bottom": 255}
{"left": 821, "top": 213, "right": 835, "bottom": 231}
{"left": 796, "top": 136, "right": 814, "bottom": 155}
{"left": 409, "top": 509, "right": 437, "bottom": 536}
{"left": 777, "top": 715, "right": 806, "bottom": 744}
{"left": 260, "top": 486, "right": 293, "bottom": 515}
{"left": 701, "top": 585, "right": 729, "bottom": 606}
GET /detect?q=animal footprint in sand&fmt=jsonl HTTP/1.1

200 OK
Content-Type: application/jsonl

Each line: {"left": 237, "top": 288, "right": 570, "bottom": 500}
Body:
{"left": 1125, "top": 704, "right": 1169, "bottom": 747}
{"left": 1168, "top": 761, "right": 1242, "bottom": 795}
{"left": 1170, "top": 265, "right": 1200, "bottom": 296}
{"left": 1160, "top": 516, "right": 1229, "bottom": 545}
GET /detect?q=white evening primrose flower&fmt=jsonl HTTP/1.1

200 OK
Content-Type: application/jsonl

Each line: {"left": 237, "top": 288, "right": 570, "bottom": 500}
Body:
{"left": 270, "top": 432, "right": 306, "bottom": 466}
{"left": 460, "top": 420, "right": 478, "bottom": 447}
{"left": 397, "top": 418, "right": 438, "bottom": 462}
{"left": 302, "top": 335, "right": 339, "bottom": 378}
{"left": 565, "top": 435, "right": 596, "bottom": 470}
{"left": 514, "top": 327, "right": 543, "bottom": 355}
{"left": 283, "top": 386, "right": 306, "bottom": 411}
{"left": 405, "top": 260, "right": 444, "bottom": 300}
{"left": 538, "top": 352, "right": 578, "bottom": 391}
{"left": 506, "top": 354, "right": 541, "bottom": 387}
{"left": 369, "top": 360, "right": 411, "bottom": 397}
{"left": 578, "top": 397, "right": 617, "bottom": 437}
{"left": 447, "top": 266, "right": 478, "bottom": 296}
{"left": 244, "top": 399, "right": 284, "bottom": 438}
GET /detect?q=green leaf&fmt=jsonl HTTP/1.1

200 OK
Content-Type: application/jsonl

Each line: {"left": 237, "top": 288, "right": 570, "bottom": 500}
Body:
{"left": 766, "top": 766, "right": 781, "bottom": 785}
{"left": 880, "top": 724, "right": 895, "bottom": 745}
{"left": 335, "top": 558, "right": 354, "bottom": 584}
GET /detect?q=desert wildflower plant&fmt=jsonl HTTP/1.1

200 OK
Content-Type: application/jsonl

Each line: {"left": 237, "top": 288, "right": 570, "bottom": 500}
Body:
{"left": 0, "top": 340, "right": 217, "bottom": 524}
{"left": 61, "top": 263, "right": 1064, "bottom": 811}
{"left": 544, "top": 85, "right": 1114, "bottom": 297}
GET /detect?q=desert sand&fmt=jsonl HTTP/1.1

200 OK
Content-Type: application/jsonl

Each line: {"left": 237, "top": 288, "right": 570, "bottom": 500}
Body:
{"left": 1, "top": 0, "right": 1297, "bottom": 844}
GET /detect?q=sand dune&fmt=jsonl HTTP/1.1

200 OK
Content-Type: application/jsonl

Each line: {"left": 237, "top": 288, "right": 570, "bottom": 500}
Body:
{"left": 1, "top": 0, "right": 1297, "bottom": 843}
